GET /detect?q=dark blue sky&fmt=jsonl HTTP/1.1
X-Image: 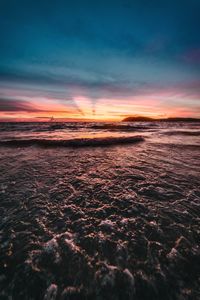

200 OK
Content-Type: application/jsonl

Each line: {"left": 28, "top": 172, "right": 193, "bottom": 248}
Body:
{"left": 0, "top": 0, "right": 200, "bottom": 120}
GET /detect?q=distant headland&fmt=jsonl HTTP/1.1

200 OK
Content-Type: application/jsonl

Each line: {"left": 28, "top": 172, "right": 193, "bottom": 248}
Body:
{"left": 122, "top": 116, "right": 200, "bottom": 122}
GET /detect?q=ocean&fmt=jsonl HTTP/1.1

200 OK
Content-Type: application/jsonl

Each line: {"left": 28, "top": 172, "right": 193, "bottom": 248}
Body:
{"left": 0, "top": 121, "right": 200, "bottom": 299}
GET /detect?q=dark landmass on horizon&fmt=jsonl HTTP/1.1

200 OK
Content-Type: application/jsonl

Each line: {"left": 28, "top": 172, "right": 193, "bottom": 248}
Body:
{"left": 122, "top": 116, "right": 200, "bottom": 122}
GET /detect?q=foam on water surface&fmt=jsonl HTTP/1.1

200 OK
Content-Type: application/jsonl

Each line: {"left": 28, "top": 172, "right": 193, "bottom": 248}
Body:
{"left": 0, "top": 121, "right": 200, "bottom": 299}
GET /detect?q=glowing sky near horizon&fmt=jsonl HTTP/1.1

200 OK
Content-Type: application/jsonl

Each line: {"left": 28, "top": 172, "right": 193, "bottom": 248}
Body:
{"left": 0, "top": 0, "right": 200, "bottom": 121}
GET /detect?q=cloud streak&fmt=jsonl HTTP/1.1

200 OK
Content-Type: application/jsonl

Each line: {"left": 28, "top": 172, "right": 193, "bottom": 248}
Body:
{"left": 0, "top": 98, "right": 41, "bottom": 112}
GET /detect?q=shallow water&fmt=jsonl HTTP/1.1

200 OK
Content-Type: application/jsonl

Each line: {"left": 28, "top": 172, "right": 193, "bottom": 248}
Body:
{"left": 0, "top": 122, "right": 200, "bottom": 299}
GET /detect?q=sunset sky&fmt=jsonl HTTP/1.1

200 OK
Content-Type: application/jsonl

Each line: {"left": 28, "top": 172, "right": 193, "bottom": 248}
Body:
{"left": 0, "top": 0, "right": 200, "bottom": 121}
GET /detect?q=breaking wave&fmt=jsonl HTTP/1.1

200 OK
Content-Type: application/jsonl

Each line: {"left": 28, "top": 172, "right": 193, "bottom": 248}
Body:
{"left": 0, "top": 135, "right": 144, "bottom": 148}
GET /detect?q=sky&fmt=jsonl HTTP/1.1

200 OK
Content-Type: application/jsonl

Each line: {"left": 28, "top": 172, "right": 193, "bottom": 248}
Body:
{"left": 0, "top": 0, "right": 200, "bottom": 121}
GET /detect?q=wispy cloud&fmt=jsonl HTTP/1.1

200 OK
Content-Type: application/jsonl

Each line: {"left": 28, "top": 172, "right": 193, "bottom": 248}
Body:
{"left": 0, "top": 98, "right": 41, "bottom": 112}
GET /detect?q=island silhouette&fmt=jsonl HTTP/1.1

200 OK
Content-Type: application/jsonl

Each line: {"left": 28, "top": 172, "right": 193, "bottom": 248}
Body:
{"left": 122, "top": 116, "right": 200, "bottom": 122}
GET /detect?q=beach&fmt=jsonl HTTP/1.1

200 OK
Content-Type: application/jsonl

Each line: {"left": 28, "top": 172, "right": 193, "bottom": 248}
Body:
{"left": 0, "top": 122, "right": 200, "bottom": 299}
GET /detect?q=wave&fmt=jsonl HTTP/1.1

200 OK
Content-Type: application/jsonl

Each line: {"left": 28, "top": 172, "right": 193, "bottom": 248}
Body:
{"left": 0, "top": 135, "right": 144, "bottom": 148}
{"left": 150, "top": 142, "right": 200, "bottom": 150}
{"left": 0, "top": 122, "right": 84, "bottom": 132}
{"left": 0, "top": 123, "right": 150, "bottom": 133}
{"left": 163, "top": 130, "right": 200, "bottom": 136}
{"left": 90, "top": 124, "right": 155, "bottom": 131}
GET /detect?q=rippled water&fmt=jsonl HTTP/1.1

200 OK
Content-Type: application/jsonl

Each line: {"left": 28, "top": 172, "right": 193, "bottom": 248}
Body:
{"left": 0, "top": 122, "right": 200, "bottom": 299}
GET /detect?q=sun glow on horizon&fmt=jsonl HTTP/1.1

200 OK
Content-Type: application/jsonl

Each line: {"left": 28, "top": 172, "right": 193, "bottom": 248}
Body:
{"left": 0, "top": 90, "right": 200, "bottom": 122}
